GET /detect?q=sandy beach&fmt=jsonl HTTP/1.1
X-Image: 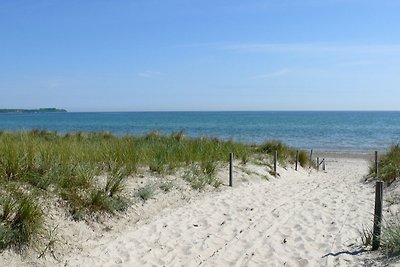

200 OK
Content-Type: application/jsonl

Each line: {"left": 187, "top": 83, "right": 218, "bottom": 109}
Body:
{"left": 2, "top": 0, "right": 399, "bottom": 265}
{"left": 2, "top": 154, "right": 391, "bottom": 266}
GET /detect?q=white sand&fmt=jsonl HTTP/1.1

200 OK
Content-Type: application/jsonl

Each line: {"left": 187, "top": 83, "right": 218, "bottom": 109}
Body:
{"left": 62, "top": 157, "right": 377, "bottom": 266}
{"left": 2, "top": 157, "right": 392, "bottom": 266}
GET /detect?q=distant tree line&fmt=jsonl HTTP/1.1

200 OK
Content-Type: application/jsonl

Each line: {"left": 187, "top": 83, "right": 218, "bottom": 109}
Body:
{"left": 0, "top": 108, "right": 67, "bottom": 113}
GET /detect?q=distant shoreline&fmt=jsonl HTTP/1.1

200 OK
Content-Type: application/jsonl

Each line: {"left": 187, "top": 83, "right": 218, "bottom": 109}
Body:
{"left": 0, "top": 108, "right": 67, "bottom": 113}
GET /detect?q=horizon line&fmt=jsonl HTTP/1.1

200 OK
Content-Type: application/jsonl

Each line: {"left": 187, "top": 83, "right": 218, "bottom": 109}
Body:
{"left": 64, "top": 109, "right": 400, "bottom": 113}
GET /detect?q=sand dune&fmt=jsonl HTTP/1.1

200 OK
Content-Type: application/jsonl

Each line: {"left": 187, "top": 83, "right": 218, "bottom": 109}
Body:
{"left": 60, "top": 157, "right": 378, "bottom": 266}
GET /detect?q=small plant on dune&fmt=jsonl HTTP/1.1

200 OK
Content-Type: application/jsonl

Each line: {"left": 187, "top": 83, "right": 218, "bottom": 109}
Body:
{"left": 88, "top": 190, "right": 127, "bottom": 214}
{"left": 58, "top": 164, "right": 95, "bottom": 190}
{"left": 359, "top": 225, "right": 373, "bottom": 247}
{"left": 360, "top": 216, "right": 400, "bottom": 258}
{"left": 38, "top": 224, "right": 59, "bottom": 260}
{"left": 90, "top": 168, "right": 130, "bottom": 213}
{"left": 135, "top": 185, "right": 155, "bottom": 202}
{"left": 67, "top": 166, "right": 130, "bottom": 217}
{"left": 89, "top": 190, "right": 109, "bottom": 212}
{"left": 159, "top": 181, "right": 175, "bottom": 192}
{"left": 148, "top": 150, "right": 169, "bottom": 174}
{"left": 0, "top": 190, "right": 44, "bottom": 251}
{"left": 201, "top": 160, "right": 217, "bottom": 177}
{"left": 105, "top": 167, "right": 127, "bottom": 197}
{"left": 183, "top": 163, "right": 222, "bottom": 190}
{"left": 386, "top": 195, "right": 400, "bottom": 206}
{"left": 240, "top": 152, "right": 250, "bottom": 165}
{"left": 57, "top": 165, "right": 98, "bottom": 220}
{"left": 381, "top": 216, "right": 400, "bottom": 257}
{"left": 59, "top": 189, "right": 87, "bottom": 221}
{"left": 298, "top": 151, "right": 309, "bottom": 167}
{"left": 149, "top": 158, "right": 166, "bottom": 174}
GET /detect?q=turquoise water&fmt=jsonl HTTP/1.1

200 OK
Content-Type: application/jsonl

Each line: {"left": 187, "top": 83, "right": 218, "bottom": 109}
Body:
{"left": 0, "top": 111, "right": 399, "bottom": 151}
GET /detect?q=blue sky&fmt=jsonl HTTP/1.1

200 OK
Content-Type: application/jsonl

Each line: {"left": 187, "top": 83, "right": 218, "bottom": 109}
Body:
{"left": 1, "top": 0, "right": 399, "bottom": 111}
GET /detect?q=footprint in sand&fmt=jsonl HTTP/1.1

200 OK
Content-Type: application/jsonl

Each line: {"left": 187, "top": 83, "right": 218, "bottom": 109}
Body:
{"left": 294, "top": 224, "right": 303, "bottom": 231}
{"left": 298, "top": 258, "right": 309, "bottom": 267}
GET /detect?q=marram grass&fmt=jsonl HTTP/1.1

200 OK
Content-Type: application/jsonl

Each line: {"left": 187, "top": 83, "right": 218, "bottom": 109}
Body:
{"left": 257, "top": 140, "right": 309, "bottom": 167}
{"left": 366, "top": 144, "right": 400, "bottom": 257}
{"left": 0, "top": 130, "right": 308, "bottom": 252}
{"left": 0, "top": 188, "right": 44, "bottom": 251}
{"left": 369, "top": 144, "right": 400, "bottom": 183}
{"left": 382, "top": 216, "right": 400, "bottom": 257}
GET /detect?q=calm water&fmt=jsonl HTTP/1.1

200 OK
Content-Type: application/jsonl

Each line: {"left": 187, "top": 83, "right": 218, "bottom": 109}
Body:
{"left": 0, "top": 111, "right": 399, "bottom": 152}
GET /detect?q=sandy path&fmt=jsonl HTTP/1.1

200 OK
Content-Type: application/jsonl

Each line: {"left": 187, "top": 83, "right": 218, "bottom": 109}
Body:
{"left": 65, "top": 157, "right": 375, "bottom": 266}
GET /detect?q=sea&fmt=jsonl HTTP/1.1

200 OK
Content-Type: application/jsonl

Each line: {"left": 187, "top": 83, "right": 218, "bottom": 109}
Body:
{"left": 0, "top": 111, "right": 399, "bottom": 152}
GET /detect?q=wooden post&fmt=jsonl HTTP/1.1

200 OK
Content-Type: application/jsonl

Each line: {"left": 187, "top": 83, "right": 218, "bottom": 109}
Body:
{"left": 317, "top": 157, "right": 320, "bottom": 171}
{"left": 375, "top": 151, "right": 379, "bottom": 177}
{"left": 322, "top": 158, "right": 326, "bottom": 171}
{"left": 309, "top": 149, "right": 313, "bottom": 168}
{"left": 372, "top": 181, "right": 383, "bottom": 250}
{"left": 274, "top": 150, "right": 277, "bottom": 176}
{"left": 229, "top": 152, "right": 233, "bottom": 187}
{"left": 295, "top": 150, "right": 299, "bottom": 171}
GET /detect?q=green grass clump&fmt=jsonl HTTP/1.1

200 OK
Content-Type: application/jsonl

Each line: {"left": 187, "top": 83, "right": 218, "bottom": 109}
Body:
{"left": 382, "top": 216, "right": 400, "bottom": 257}
{"left": 88, "top": 190, "right": 128, "bottom": 214}
{"left": 359, "top": 225, "right": 373, "bottom": 247}
{"left": 0, "top": 189, "right": 44, "bottom": 251}
{"left": 135, "top": 185, "right": 155, "bottom": 202}
{"left": 183, "top": 162, "right": 222, "bottom": 190}
{"left": 159, "top": 181, "right": 175, "bottom": 192}
{"left": 60, "top": 169, "right": 129, "bottom": 220}
{"left": 105, "top": 167, "right": 127, "bottom": 197}
{"left": 257, "top": 140, "right": 309, "bottom": 167}
{"left": 359, "top": 217, "right": 400, "bottom": 258}
{"left": 298, "top": 151, "right": 309, "bottom": 167}
{"left": 370, "top": 144, "right": 400, "bottom": 183}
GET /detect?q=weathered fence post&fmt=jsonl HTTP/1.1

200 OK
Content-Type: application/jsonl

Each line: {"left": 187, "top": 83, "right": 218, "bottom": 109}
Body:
{"left": 322, "top": 158, "right": 326, "bottom": 171}
{"left": 274, "top": 150, "right": 278, "bottom": 176}
{"left": 375, "top": 151, "right": 379, "bottom": 177}
{"left": 372, "top": 181, "right": 383, "bottom": 250}
{"left": 295, "top": 150, "right": 299, "bottom": 171}
{"left": 229, "top": 152, "right": 233, "bottom": 187}
{"left": 316, "top": 157, "right": 320, "bottom": 171}
{"left": 309, "top": 149, "right": 313, "bottom": 168}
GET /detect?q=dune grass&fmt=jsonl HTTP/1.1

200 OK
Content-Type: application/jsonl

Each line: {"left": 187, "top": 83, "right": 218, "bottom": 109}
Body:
{"left": 0, "top": 130, "right": 307, "bottom": 252}
{"left": 370, "top": 144, "right": 400, "bottom": 183}
{"left": 365, "top": 145, "right": 400, "bottom": 257}
{"left": 257, "top": 140, "right": 309, "bottom": 167}
{"left": 135, "top": 185, "right": 156, "bottom": 202}
{"left": 361, "top": 216, "right": 400, "bottom": 258}
{"left": 0, "top": 187, "right": 44, "bottom": 251}
{"left": 0, "top": 130, "right": 252, "bottom": 218}
{"left": 382, "top": 216, "right": 400, "bottom": 257}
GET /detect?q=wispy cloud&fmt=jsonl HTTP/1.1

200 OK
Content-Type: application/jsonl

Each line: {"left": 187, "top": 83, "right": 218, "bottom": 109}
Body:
{"left": 222, "top": 43, "right": 400, "bottom": 54}
{"left": 45, "top": 77, "right": 76, "bottom": 89}
{"left": 137, "top": 71, "right": 163, "bottom": 78}
{"left": 338, "top": 60, "right": 373, "bottom": 67}
{"left": 251, "top": 69, "right": 290, "bottom": 79}
{"left": 47, "top": 80, "right": 64, "bottom": 89}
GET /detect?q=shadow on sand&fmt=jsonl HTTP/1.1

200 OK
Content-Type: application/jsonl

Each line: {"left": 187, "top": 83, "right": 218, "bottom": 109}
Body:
{"left": 322, "top": 248, "right": 367, "bottom": 258}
